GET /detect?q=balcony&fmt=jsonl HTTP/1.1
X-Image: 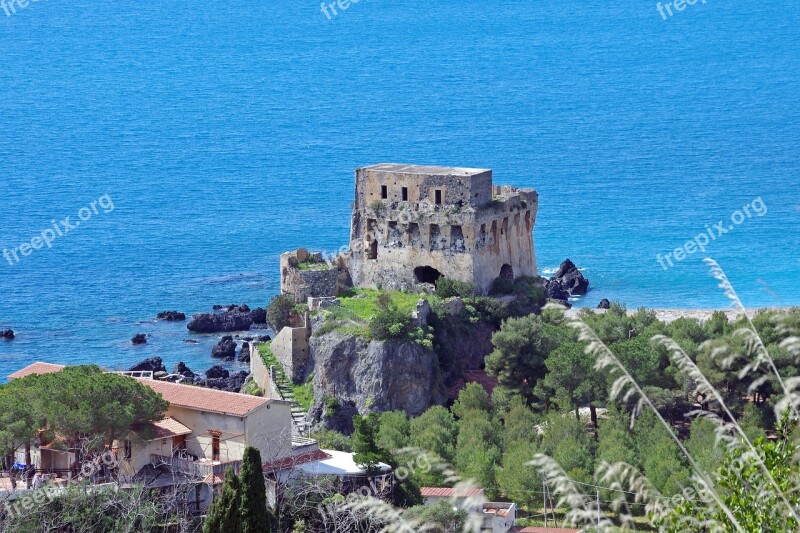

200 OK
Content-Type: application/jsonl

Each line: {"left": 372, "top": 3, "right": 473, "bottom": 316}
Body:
{"left": 150, "top": 455, "right": 242, "bottom": 482}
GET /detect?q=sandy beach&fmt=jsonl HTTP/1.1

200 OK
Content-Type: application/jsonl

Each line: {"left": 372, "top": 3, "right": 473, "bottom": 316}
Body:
{"left": 565, "top": 307, "right": 794, "bottom": 324}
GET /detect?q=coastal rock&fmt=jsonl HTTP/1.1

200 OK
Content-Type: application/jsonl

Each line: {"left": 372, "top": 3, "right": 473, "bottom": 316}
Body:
{"left": 129, "top": 357, "right": 167, "bottom": 374}
{"left": 545, "top": 279, "right": 570, "bottom": 301}
{"left": 256, "top": 335, "right": 271, "bottom": 343}
{"left": 236, "top": 304, "right": 251, "bottom": 314}
{"left": 238, "top": 342, "right": 251, "bottom": 363}
{"left": 157, "top": 311, "right": 186, "bottom": 321}
{"left": 173, "top": 362, "right": 195, "bottom": 378}
{"left": 187, "top": 311, "right": 253, "bottom": 333}
{"left": 249, "top": 307, "right": 267, "bottom": 325}
{"left": 310, "top": 330, "right": 447, "bottom": 422}
{"left": 411, "top": 299, "right": 431, "bottom": 327}
{"left": 131, "top": 334, "right": 148, "bottom": 345}
{"left": 206, "top": 371, "right": 248, "bottom": 392}
{"left": 211, "top": 336, "right": 237, "bottom": 360}
{"left": 550, "top": 258, "right": 589, "bottom": 296}
{"left": 205, "top": 365, "right": 229, "bottom": 379}
{"left": 598, "top": 299, "right": 611, "bottom": 309}
{"left": 1, "top": 329, "right": 14, "bottom": 340}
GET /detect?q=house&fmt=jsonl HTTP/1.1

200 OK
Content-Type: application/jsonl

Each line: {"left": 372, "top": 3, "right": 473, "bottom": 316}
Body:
{"left": 420, "top": 487, "right": 521, "bottom": 533}
{"left": 5, "top": 362, "right": 295, "bottom": 509}
{"left": 421, "top": 486, "right": 486, "bottom": 507}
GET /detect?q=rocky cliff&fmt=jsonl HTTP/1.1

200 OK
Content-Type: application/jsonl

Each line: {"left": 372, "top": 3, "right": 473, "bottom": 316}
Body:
{"left": 308, "top": 330, "right": 447, "bottom": 430}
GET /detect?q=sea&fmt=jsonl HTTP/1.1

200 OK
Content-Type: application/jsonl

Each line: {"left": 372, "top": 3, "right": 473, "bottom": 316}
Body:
{"left": 1, "top": 0, "right": 798, "bottom": 381}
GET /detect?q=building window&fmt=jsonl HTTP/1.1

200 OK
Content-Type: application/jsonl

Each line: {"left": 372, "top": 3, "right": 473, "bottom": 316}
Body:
{"left": 210, "top": 431, "right": 221, "bottom": 461}
{"left": 434, "top": 190, "right": 442, "bottom": 205}
{"left": 401, "top": 187, "right": 408, "bottom": 201}
{"left": 124, "top": 440, "right": 132, "bottom": 461}
{"left": 381, "top": 185, "right": 388, "bottom": 199}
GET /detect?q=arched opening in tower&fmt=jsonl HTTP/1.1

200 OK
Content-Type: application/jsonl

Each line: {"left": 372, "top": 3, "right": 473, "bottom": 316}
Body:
{"left": 499, "top": 263, "right": 514, "bottom": 283}
{"left": 414, "top": 266, "right": 443, "bottom": 284}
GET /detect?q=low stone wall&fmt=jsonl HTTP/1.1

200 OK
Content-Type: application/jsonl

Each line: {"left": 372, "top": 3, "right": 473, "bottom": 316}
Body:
{"left": 249, "top": 344, "right": 280, "bottom": 399}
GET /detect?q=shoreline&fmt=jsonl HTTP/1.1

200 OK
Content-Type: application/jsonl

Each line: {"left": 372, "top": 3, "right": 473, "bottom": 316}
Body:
{"left": 565, "top": 306, "right": 794, "bottom": 324}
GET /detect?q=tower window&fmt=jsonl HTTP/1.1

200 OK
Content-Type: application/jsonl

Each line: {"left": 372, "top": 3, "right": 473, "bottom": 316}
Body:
{"left": 381, "top": 186, "right": 388, "bottom": 199}
{"left": 402, "top": 187, "right": 408, "bottom": 201}
{"left": 434, "top": 190, "right": 442, "bottom": 205}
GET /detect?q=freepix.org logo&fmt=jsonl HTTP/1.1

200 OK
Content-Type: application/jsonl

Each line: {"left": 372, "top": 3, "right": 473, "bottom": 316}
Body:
{"left": 3, "top": 194, "right": 115, "bottom": 267}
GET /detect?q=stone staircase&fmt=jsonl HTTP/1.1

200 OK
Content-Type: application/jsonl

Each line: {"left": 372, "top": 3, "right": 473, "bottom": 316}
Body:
{"left": 269, "top": 365, "right": 311, "bottom": 435}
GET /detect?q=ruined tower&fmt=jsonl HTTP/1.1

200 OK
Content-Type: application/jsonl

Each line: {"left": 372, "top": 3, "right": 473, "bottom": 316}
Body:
{"left": 347, "top": 163, "right": 538, "bottom": 294}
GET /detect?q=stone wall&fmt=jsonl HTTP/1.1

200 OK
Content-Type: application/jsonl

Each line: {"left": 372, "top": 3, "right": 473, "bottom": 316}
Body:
{"left": 348, "top": 164, "right": 538, "bottom": 294}
{"left": 280, "top": 248, "right": 347, "bottom": 303}
{"left": 249, "top": 343, "right": 280, "bottom": 399}
{"left": 271, "top": 312, "right": 312, "bottom": 383}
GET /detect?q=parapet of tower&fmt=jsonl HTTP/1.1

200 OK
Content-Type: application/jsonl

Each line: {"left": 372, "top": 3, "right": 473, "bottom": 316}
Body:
{"left": 347, "top": 163, "right": 538, "bottom": 294}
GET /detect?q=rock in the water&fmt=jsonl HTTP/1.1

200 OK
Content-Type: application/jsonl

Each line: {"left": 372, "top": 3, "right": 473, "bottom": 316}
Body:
{"left": 187, "top": 311, "right": 253, "bottom": 333}
{"left": 131, "top": 334, "right": 148, "bottom": 345}
{"left": 256, "top": 335, "right": 271, "bottom": 343}
{"left": 206, "top": 371, "right": 248, "bottom": 392}
{"left": 550, "top": 258, "right": 589, "bottom": 296}
{"left": 598, "top": 299, "right": 611, "bottom": 309}
{"left": 173, "top": 362, "right": 195, "bottom": 378}
{"left": 545, "top": 279, "right": 569, "bottom": 301}
{"left": 250, "top": 307, "right": 267, "bottom": 324}
{"left": 236, "top": 304, "right": 251, "bottom": 314}
{"left": 211, "top": 336, "right": 237, "bottom": 360}
{"left": 205, "top": 365, "right": 229, "bottom": 379}
{"left": 238, "top": 342, "right": 251, "bottom": 363}
{"left": 129, "top": 357, "right": 166, "bottom": 373}
{"left": 1, "top": 329, "right": 14, "bottom": 340}
{"left": 157, "top": 311, "right": 186, "bottom": 321}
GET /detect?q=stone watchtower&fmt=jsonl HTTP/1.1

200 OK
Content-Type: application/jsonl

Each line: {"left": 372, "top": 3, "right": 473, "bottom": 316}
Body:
{"left": 347, "top": 163, "right": 538, "bottom": 294}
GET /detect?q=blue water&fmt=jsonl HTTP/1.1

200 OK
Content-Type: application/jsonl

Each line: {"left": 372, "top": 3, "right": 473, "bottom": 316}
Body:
{"left": 1, "top": 0, "right": 799, "bottom": 381}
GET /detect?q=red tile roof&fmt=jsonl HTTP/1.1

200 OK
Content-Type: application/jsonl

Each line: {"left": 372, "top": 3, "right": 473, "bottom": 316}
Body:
{"left": 263, "top": 449, "right": 333, "bottom": 473}
{"left": 7, "top": 362, "right": 65, "bottom": 379}
{"left": 420, "top": 487, "right": 485, "bottom": 498}
{"left": 132, "top": 417, "right": 193, "bottom": 440}
{"left": 138, "top": 379, "right": 270, "bottom": 417}
{"left": 7, "top": 362, "right": 270, "bottom": 417}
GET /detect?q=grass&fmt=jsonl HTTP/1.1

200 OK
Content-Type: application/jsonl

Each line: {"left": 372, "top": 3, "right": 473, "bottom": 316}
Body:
{"left": 291, "top": 381, "right": 314, "bottom": 411}
{"left": 338, "top": 288, "right": 424, "bottom": 321}
{"left": 241, "top": 380, "right": 262, "bottom": 396}
{"left": 296, "top": 258, "right": 333, "bottom": 271}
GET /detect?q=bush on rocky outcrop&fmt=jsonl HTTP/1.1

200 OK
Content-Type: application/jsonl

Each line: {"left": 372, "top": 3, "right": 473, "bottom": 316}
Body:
{"left": 267, "top": 294, "right": 296, "bottom": 331}
{"left": 434, "top": 277, "right": 476, "bottom": 299}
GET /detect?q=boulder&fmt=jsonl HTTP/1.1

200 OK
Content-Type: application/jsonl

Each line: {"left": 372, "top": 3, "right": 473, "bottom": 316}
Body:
{"left": 129, "top": 357, "right": 166, "bottom": 373}
{"left": 131, "top": 334, "right": 147, "bottom": 345}
{"left": 550, "top": 258, "right": 589, "bottom": 296}
{"left": 411, "top": 299, "right": 431, "bottom": 327}
{"left": 545, "top": 279, "right": 569, "bottom": 301}
{"left": 206, "top": 371, "right": 248, "bottom": 392}
{"left": 211, "top": 336, "right": 237, "bottom": 360}
{"left": 156, "top": 311, "right": 186, "bottom": 321}
{"left": 205, "top": 365, "right": 229, "bottom": 379}
{"left": 173, "top": 362, "right": 195, "bottom": 378}
{"left": 238, "top": 342, "right": 251, "bottom": 363}
{"left": 153, "top": 371, "right": 168, "bottom": 380}
{"left": 249, "top": 307, "right": 267, "bottom": 324}
{"left": 444, "top": 297, "right": 465, "bottom": 316}
{"left": 1, "top": 329, "right": 14, "bottom": 340}
{"left": 187, "top": 311, "right": 253, "bottom": 333}
{"left": 598, "top": 299, "right": 611, "bottom": 309}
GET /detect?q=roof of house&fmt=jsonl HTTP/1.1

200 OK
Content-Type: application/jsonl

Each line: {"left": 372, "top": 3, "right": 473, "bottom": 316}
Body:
{"left": 263, "top": 449, "right": 333, "bottom": 473}
{"left": 137, "top": 379, "right": 270, "bottom": 417}
{"left": 131, "top": 417, "right": 193, "bottom": 441}
{"left": 296, "top": 450, "right": 391, "bottom": 477}
{"left": 7, "top": 362, "right": 271, "bottom": 417}
{"left": 420, "top": 487, "right": 485, "bottom": 498}
{"left": 7, "top": 362, "right": 66, "bottom": 379}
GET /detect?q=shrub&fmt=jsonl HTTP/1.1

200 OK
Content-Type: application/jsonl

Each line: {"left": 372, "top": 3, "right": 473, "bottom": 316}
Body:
{"left": 368, "top": 296, "right": 414, "bottom": 341}
{"left": 267, "top": 294, "right": 295, "bottom": 330}
{"left": 435, "top": 277, "right": 476, "bottom": 298}
{"left": 490, "top": 276, "right": 514, "bottom": 295}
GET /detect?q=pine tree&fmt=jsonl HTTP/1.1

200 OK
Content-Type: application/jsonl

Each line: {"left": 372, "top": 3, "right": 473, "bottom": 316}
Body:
{"left": 204, "top": 468, "right": 242, "bottom": 533}
{"left": 240, "top": 446, "right": 271, "bottom": 533}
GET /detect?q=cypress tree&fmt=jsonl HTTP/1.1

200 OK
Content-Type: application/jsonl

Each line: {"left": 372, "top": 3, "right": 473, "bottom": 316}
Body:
{"left": 204, "top": 467, "right": 241, "bottom": 533}
{"left": 240, "top": 446, "right": 271, "bottom": 533}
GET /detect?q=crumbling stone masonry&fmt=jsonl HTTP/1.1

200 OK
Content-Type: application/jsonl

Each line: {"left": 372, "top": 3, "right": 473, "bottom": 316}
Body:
{"left": 280, "top": 248, "right": 350, "bottom": 303}
{"left": 347, "top": 164, "right": 538, "bottom": 294}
